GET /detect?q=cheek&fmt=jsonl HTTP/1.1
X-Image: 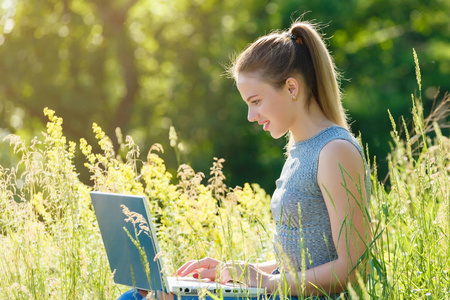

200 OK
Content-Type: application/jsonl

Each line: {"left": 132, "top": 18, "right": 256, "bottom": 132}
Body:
{"left": 272, "top": 103, "right": 291, "bottom": 118}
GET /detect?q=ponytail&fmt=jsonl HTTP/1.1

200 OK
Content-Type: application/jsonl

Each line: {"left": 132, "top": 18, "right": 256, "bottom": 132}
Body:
{"left": 285, "top": 21, "right": 349, "bottom": 151}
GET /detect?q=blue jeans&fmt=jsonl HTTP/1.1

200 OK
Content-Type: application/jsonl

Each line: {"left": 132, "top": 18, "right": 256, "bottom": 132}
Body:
{"left": 117, "top": 289, "right": 144, "bottom": 300}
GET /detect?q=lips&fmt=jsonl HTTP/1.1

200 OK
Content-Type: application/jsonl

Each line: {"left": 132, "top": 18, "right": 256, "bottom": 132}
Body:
{"left": 257, "top": 120, "right": 270, "bottom": 131}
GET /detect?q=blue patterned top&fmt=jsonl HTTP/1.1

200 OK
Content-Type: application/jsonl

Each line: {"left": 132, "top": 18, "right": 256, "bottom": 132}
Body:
{"left": 271, "top": 126, "right": 371, "bottom": 271}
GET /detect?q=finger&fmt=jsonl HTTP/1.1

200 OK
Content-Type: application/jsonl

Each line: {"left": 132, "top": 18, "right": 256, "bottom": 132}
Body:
{"left": 196, "top": 267, "right": 218, "bottom": 281}
{"left": 220, "top": 264, "right": 248, "bottom": 285}
{"left": 220, "top": 271, "right": 232, "bottom": 285}
{"left": 216, "top": 265, "right": 231, "bottom": 284}
{"left": 176, "top": 261, "right": 201, "bottom": 276}
{"left": 177, "top": 258, "right": 220, "bottom": 276}
{"left": 177, "top": 260, "right": 211, "bottom": 276}
{"left": 201, "top": 257, "right": 220, "bottom": 269}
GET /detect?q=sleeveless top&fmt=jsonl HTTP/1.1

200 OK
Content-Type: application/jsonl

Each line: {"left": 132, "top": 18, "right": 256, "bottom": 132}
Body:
{"left": 271, "top": 126, "right": 371, "bottom": 271}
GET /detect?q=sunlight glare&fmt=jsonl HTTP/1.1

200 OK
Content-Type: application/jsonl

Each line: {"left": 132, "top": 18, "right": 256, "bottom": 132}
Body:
{"left": 3, "top": 18, "right": 14, "bottom": 34}
{"left": 1, "top": 0, "right": 14, "bottom": 10}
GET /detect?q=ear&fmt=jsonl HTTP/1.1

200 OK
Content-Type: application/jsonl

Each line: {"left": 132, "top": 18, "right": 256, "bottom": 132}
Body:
{"left": 285, "top": 77, "right": 299, "bottom": 98}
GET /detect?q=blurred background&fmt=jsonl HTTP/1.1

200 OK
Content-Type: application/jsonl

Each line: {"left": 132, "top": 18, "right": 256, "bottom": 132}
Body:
{"left": 0, "top": 0, "right": 449, "bottom": 194}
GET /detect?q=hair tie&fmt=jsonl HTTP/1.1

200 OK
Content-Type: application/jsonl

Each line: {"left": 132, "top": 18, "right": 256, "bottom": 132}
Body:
{"left": 288, "top": 32, "right": 303, "bottom": 45}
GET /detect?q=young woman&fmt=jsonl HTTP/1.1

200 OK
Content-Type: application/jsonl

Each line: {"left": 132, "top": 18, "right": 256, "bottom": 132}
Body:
{"left": 120, "top": 19, "right": 371, "bottom": 300}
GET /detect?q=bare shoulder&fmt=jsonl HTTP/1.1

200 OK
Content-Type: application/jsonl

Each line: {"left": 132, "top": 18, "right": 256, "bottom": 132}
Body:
{"left": 320, "top": 139, "right": 363, "bottom": 162}
{"left": 318, "top": 139, "right": 365, "bottom": 182}
{"left": 317, "top": 139, "right": 368, "bottom": 213}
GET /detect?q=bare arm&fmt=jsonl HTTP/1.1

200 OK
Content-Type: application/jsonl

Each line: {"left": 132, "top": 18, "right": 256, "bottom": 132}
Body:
{"left": 264, "top": 140, "right": 370, "bottom": 296}
{"left": 253, "top": 259, "right": 278, "bottom": 274}
{"left": 177, "top": 141, "right": 370, "bottom": 296}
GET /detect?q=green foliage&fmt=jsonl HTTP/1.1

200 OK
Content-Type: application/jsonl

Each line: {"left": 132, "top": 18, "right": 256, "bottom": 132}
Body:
{"left": 0, "top": 61, "right": 449, "bottom": 299}
{"left": 0, "top": 105, "right": 274, "bottom": 298}
{"left": 2, "top": 0, "right": 448, "bottom": 193}
{"left": 79, "top": 120, "right": 274, "bottom": 272}
{"left": 362, "top": 58, "right": 450, "bottom": 299}
{"left": 0, "top": 108, "right": 115, "bottom": 298}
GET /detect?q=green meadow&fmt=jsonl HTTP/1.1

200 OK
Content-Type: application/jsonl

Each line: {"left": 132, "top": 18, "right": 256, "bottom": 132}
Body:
{"left": 0, "top": 56, "right": 448, "bottom": 299}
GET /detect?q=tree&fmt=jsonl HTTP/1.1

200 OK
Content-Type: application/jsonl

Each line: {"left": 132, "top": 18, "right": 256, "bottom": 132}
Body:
{"left": 1, "top": 0, "right": 448, "bottom": 192}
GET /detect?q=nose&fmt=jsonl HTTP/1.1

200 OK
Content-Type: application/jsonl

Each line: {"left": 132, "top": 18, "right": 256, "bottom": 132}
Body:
{"left": 247, "top": 107, "right": 258, "bottom": 122}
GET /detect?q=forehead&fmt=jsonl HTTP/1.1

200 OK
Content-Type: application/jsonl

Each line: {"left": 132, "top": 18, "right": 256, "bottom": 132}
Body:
{"left": 236, "top": 73, "right": 268, "bottom": 92}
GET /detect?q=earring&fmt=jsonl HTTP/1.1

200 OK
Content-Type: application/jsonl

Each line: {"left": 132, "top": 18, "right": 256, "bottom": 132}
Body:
{"left": 291, "top": 94, "right": 297, "bottom": 100}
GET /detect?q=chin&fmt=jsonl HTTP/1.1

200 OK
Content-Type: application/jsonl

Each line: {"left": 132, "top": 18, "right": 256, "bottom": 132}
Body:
{"left": 270, "top": 132, "right": 285, "bottom": 139}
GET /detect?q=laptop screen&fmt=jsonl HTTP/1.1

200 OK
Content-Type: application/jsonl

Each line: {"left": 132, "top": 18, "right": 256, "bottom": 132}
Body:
{"left": 90, "top": 191, "right": 167, "bottom": 292}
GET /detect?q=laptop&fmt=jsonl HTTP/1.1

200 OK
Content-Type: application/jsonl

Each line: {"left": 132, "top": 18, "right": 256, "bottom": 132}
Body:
{"left": 90, "top": 191, "right": 266, "bottom": 299}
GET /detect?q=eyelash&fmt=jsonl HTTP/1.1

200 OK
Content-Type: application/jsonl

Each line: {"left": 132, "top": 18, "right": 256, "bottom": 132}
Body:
{"left": 252, "top": 100, "right": 260, "bottom": 105}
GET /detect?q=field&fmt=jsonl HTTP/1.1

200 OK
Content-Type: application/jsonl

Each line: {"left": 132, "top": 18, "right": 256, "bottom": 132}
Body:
{"left": 0, "top": 62, "right": 448, "bottom": 299}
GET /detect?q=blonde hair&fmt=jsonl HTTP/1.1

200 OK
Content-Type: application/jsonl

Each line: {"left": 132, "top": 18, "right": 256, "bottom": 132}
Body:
{"left": 229, "top": 20, "right": 349, "bottom": 152}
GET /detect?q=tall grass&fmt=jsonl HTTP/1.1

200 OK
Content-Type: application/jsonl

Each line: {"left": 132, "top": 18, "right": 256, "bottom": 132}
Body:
{"left": 364, "top": 52, "right": 449, "bottom": 299}
{"left": 372, "top": 113, "right": 450, "bottom": 298}
{"left": 0, "top": 56, "right": 448, "bottom": 299}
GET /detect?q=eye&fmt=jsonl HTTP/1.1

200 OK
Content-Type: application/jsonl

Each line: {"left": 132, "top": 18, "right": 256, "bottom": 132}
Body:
{"left": 251, "top": 100, "right": 260, "bottom": 105}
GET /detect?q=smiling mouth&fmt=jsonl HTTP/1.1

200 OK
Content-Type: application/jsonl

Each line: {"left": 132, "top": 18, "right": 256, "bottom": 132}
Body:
{"left": 262, "top": 121, "right": 270, "bottom": 131}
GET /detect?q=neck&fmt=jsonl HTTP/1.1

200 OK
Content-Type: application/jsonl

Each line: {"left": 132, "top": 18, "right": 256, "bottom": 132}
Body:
{"left": 290, "top": 99, "right": 335, "bottom": 142}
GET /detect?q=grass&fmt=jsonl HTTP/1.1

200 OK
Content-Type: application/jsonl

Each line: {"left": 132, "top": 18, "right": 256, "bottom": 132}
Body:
{"left": 0, "top": 56, "right": 448, "bottom": 299}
